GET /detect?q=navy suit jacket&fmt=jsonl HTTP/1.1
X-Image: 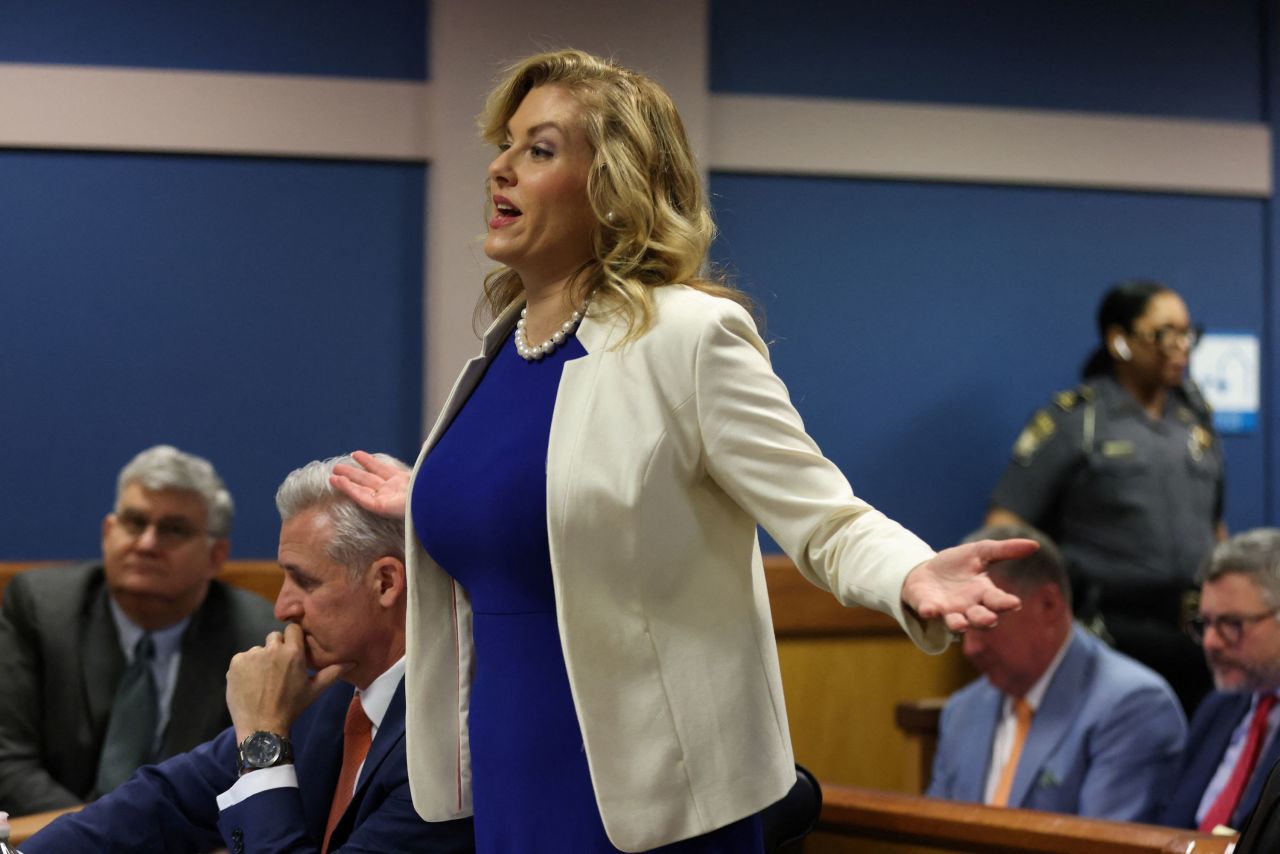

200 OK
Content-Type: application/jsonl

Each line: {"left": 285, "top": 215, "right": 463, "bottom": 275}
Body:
{"left": 23, "top": 679, "right": 474, "bottom": 853}
{"left": 1233, "top": 755, "right": 1280, "bottom": 853}
{"left": 1159, "top": 690, "right": 1280, "bottom": 830}
{"left": 926, "top": 625, "right": 1186, "bottom": 822}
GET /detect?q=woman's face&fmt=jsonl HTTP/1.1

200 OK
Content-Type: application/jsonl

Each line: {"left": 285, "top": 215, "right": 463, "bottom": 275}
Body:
{"left": 1121, "top": 291, "right": 1194, "bottom": 388}
{"left": 485, "top": 85, "right": 597, "bottom": 293}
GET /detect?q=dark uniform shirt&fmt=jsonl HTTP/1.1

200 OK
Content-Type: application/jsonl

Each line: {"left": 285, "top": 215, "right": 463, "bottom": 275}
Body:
{"left": 992, "top": 374, "right": 1222, "bottom": 607}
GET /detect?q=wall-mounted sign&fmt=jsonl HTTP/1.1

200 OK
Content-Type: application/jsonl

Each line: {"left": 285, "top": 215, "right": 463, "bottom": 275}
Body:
{"left": 1189, "top": 332, "right": 1259, "bottom": 434}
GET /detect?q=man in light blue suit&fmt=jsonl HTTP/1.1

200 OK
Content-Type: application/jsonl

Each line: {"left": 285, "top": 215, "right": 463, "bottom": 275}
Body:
{"left": 927, "top": 523, "right": 1186, "bottom": 822}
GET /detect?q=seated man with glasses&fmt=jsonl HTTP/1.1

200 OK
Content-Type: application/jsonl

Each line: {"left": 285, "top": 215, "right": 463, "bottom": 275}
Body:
{"left": 0, "top": 445, "right": 279, "bottom": 816}
{"left": 1160, "top": 529, "right": 1280, "bottom": 834}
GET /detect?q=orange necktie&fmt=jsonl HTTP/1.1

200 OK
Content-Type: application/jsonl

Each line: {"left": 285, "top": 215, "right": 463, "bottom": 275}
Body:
{"left": 322, "top": 694, "right": 373, "bottom": 853}
{"left": 991, "top": 697, "right": 1033, "bottom": 807}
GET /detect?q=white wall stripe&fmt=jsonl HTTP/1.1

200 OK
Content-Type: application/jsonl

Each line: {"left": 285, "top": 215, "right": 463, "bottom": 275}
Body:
{"left": 0, "top": 63, "right": 432, "bottom": 161}
{"left": 1, "top": 63, "right": 1269, "bottom": 197}
{"left": 709, "top": 93, "right": 1272, "bottom": 197}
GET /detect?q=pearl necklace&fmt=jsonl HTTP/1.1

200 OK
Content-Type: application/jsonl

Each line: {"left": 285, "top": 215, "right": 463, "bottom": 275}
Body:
{"left": 514, "top": 298, "right": 591, "bottom": 361}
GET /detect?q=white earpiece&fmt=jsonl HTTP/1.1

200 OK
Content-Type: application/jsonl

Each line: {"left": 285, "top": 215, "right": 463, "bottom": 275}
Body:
{"left": 1113, "top": 336, "right": 1132, "bottom": 362}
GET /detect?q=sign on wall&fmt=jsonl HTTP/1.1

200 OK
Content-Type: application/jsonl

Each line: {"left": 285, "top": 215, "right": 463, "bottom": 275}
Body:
{"left": 1190, "top": 332, "right": 1260, "bottom": 434}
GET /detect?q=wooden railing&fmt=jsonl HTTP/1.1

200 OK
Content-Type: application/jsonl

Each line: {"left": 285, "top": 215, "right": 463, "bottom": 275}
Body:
{"left": 9, "top": 807, "right": 77, "bottom": 846}
{"left": 0, "top": 560, "right": 1243, "bottom": 853}
{"left": 813, "top": 785, "right": 1236, "bottom": 853}
{"left": 0, "top": 560, "right": 283, "bottom": 606}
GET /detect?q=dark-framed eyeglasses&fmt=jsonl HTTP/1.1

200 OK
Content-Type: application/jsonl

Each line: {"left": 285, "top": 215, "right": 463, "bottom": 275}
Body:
{"left": 114, "top": 508, "right": 207, "bottom": 548}
{"left": 1185, "top": 607, "right": 1280, "bottom": 646}
{"left": 1130, "top": 323, "right": 1204, "bottom": 355}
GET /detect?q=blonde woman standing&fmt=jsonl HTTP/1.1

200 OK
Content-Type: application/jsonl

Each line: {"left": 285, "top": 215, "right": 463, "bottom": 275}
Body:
{"left": 334, "top": 49, "right": 1032, "bottom": 853}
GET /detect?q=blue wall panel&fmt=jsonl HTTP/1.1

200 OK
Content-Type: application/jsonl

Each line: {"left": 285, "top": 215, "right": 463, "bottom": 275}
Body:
{"left": 0, "top": 0, "right": 427, "bottom": 79}
{"left": 711, "top": 0, "right": 1262, "bottom": 120}
{"left": 711, "top": 174, "right": 1265, "bottom": 550}
{"left": 0, "top": 152, "right": 425, "bottom": 559}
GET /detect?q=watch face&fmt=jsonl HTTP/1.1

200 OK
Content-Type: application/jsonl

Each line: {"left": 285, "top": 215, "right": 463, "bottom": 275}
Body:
{"left": 243, "top": 732, "right": 283, "bottom": 767}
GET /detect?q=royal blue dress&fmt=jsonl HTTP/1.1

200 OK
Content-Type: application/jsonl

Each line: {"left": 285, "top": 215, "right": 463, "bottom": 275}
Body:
{"left": 412, "top": 329, "right": 763, "bottom": 853}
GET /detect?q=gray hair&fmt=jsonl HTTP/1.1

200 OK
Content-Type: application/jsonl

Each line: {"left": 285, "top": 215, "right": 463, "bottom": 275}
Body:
{"left": 275, "top": 453, "right": 408, "bottom": 579}
{"left": 963, "top": 522, "right": 1070, "bottom": 607}
{"left": 1198, "top": 529, "right": 1280, "bottom": 607}
{"left": 117, "top": 445, "right": 234, "bottom": 538}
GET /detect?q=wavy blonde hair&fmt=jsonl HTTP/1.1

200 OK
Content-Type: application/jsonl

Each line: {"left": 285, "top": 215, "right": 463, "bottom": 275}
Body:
{"left": 477, "top": 48, "right": 751, "bottom": 341}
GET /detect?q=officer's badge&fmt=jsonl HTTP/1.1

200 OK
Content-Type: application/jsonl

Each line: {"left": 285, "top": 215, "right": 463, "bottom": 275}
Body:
{"left": 1013, "top": 409, "right": 1056, "bottom": 464}
{"left": 1188, "top": 425, "right": 1212, "bottom": 461}
{"left": 1101, "top": 440, "right": 1135, "bottom": 458}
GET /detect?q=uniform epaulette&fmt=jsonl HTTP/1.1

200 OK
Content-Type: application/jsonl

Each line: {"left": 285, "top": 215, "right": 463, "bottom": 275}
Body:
{"left": 1054, "top": 384, "right": 1093, "bottom": 411}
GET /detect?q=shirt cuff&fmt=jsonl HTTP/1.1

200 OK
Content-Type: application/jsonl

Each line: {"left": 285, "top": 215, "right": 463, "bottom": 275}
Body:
{"left": 216, "top": 764, "right": 300, "bottom": 811}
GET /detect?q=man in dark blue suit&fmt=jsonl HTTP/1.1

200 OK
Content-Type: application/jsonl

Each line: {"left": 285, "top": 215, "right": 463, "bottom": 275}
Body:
{"left": 21, "top": 454, "right": 474, "bottom": 853}
{"left": 1160, "top": 529, "right": 1280, "bottom": 836}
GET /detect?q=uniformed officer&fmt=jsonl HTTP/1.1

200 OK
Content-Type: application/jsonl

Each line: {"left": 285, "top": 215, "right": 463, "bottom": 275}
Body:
{"left": 987, "top": 280, "right": 1223, "bottom": 713}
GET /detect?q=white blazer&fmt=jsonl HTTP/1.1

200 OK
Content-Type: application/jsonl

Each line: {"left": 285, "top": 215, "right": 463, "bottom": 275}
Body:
{"left": 403, "top": 285, "right": 946, "bottom": 851}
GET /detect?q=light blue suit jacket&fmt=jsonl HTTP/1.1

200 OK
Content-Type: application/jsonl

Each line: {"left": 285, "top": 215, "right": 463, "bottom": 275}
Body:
{"left": 926, "top": 625, "right": 1186, "bottom": 822}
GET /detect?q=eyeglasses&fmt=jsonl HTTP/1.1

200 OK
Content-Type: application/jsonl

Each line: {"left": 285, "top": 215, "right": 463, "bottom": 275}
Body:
{"left": 114, "top": 508, "right": 207, "bottom": 548}
{"left": 1130, "top": 324, "right": 1204, "bottom": 355}
{"left": 1185, "top": 607, "right": 1280, "bottom": 646}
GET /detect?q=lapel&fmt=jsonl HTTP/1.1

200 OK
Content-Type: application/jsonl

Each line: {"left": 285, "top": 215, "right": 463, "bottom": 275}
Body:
{"left": 325, "top": 681, "right": 408, "bottom": 845}
{"left": 545, "top": 308, "right": 615, "bottom": 552}
{"left": 1199, "top": 694, "right": 1252, "bottom": 786}
{"left": 297, "top": 683, "right": 352, "bottom": 836}
{"left": 81, "top": 585, "right": 125, "bottom": 734}
{"left": 354, "top": 682, "right": 406, "bottom": 800}
{"left": 954, "top": 684, "right": 1003, "bottom": 802}
{"left": 1235, "top": 694, "right": 1280, "bottom": 826}
{"left": 419, "top": 301, "right": 522, "bottom": 456}
{"left": 1009, "top": 628, "right": 1090, "bottom": 807}
{"left": 163, "top": 587, "right": 231, "bottom": 754}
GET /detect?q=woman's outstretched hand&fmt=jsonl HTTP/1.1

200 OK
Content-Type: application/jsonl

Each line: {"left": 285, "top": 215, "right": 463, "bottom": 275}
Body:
{"left": 901, "top": 539, "right": 1038, "bottom": 633}
{"left": 330, "top": 450, "right": 410, "bottom": 519}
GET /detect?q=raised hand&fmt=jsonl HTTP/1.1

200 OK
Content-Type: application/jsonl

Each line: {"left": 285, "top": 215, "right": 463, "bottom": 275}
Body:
{"left": 901, "top": 538, "right": 1038, "bottom": 634}
{"left": 330, "top": 449, "right": 411, "bottom": 519}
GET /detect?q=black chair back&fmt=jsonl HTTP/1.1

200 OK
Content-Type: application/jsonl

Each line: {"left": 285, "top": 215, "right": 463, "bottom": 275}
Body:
{"left": 760, "top": 764, "right": 822, "bottom": 852}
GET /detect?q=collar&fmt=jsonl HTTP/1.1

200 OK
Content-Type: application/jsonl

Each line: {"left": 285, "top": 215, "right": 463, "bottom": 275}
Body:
{"left": 1005, "top": 629, "right": 1073, "bottom": 715}
{"left": 1094, "top": 372, "right": 1185, "bottom": 421}
{"left": 107, "top": 595, "right": 189, "bottom": 661}
{"left": 356, "top": 655, "right": 406, "bottom": 730}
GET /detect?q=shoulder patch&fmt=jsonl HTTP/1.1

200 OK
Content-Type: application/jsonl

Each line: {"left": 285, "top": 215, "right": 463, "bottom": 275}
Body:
{"left": 1013, "top": 409, "right": 1057, "bottom": 464}
{"left": 1054, "top": 385, "right": 1092, "bottom": 411}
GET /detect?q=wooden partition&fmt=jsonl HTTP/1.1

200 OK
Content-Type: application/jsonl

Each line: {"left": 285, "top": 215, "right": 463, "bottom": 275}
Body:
{"left": 808, "top": 786, "right": 1236, "bottom": 854}
{"left": 0, "top": 560, "right": 283, "bottom": 606}
{"left": 9, "top": 808, "right": 78, "bottom": 847}
{"left": 1, "top": 556, "right": 966, "bottom": 799}
{"left": 763, "top": 555, "right": 977, "bottom": 794}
